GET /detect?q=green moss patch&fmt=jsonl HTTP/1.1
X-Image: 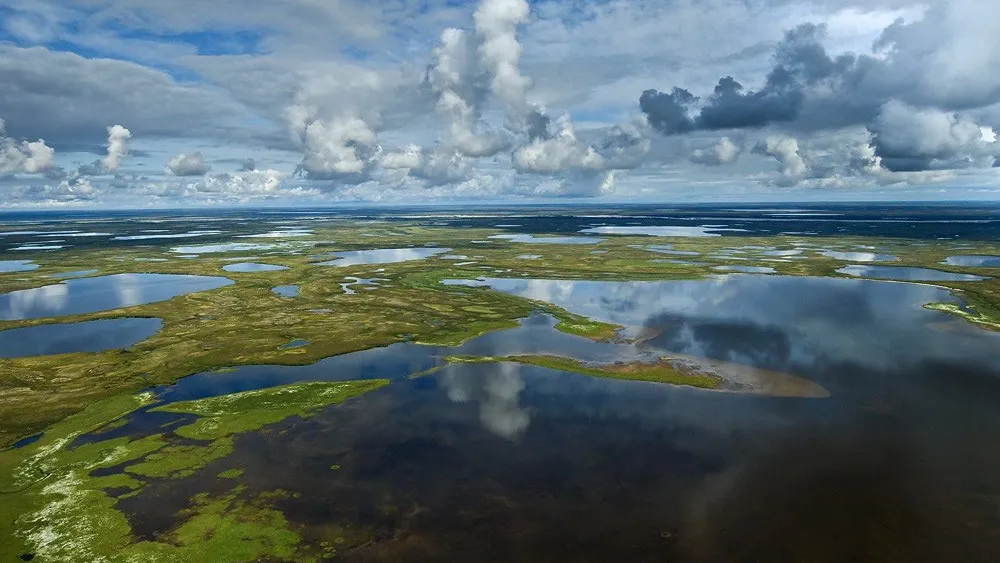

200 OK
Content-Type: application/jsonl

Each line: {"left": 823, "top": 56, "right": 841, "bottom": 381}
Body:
{"left": 156, "top": 379, "right": 389, "bottom": 441}
{"left": 0, "top": 379, "right": 389, "bottom": 561}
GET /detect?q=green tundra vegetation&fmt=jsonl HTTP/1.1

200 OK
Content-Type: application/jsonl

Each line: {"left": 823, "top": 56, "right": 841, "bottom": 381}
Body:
{"left": 444, "top": 354, "right": 720, "bottom": 389}
{"left": 2, "top": 219, "right": 1000, "bottom": 560}
{"left": 2, "top": 222, "right": 999, "bottom": 445}
{"left": 0, "top": 380, "right": 387, "bottom": 561}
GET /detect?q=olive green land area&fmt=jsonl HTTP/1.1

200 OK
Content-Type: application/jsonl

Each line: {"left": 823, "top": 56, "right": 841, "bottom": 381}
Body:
{"left": 445, "top": 353, "right": 831, "bottom": 398}
{"left": 445, "top": 354, "right": 720, "bottom": 389}
{"left": 2, "top": 222, "right": 1000, "bottom": 445}
{"left": 1, "top": 221, "right": 1000, "bottom": 561}
{"left": 0, "top": 379, "right": 388, "bottom": 562}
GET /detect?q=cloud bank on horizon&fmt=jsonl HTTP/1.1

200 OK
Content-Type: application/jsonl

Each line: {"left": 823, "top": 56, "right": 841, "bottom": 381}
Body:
{"left": 0, "top": 0, "right": 997, "bottom": 206}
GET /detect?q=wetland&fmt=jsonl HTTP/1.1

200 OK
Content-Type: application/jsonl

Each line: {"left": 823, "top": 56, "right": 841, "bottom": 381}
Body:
{"left": 2, "top": 204, "right": 1000, "bottom": 562}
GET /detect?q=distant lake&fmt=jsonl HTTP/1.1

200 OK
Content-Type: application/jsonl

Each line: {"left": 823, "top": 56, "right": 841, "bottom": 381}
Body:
{"left": 314, "top": 247, "right": 450, "bottom": 267}
{"left": 837, "top": 265, "right": 988, "bottom": 282}
{"left": 943, "top": 255, "right": 1000, "bottom": 267}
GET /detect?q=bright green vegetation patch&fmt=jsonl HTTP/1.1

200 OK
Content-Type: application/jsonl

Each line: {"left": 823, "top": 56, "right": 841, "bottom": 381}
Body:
{"left": 125, "top": 438, "right": 234, "bottom": 479}
{"left": 0, "top": 379, "right": 388, "bottom": 562}
{"left": 156, "top": 379, "right": 389, "bottom": 441}
{"left": 543, "top": 307, "right": 621, "bottom": 341}
{"left": 122, "top": 490, "right": 309, "bottom": 562}
{"left": 943, "top": 286, "right": 1000, "bottom": 329}
{"left": 445, "top": 354, "right": 719, "bottom": 389}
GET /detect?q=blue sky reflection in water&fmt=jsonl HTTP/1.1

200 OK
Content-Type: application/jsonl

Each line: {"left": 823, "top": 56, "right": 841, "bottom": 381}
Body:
{"left": 314, "top": 247, "right": 451, "bottom": 267}
{"left": 271, "top": 285, "right": 299, "bottom": 298}
{"left": 836, "top": 265, "right": 989, "bottom": 282}
{"left": 0, "top": 260, "right": 38, "bottom": 273}
{"left": 943, "top": 255, "right": 1000, "bottom": 267}
{"left": 0, "top": 273, "right": 232, "bottom": 320}
{"left": 221, "top": 262, "right": 289, "bottom": 273}
{"left": 0, "top": 318, "right": 162, "bottom": 358}
{"left": 92, "top": 274, "right": 1000, "bottom": 562}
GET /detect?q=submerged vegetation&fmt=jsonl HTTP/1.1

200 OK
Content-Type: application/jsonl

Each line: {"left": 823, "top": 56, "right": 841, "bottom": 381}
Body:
{"left": 0, "top": 380, "right": 387, "bottom": 561}
{"left": 156, "top": 380, "right": 389, "bottom": 441}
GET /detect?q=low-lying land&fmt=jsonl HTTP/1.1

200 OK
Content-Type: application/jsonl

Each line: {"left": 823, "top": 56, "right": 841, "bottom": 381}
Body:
{"left": 0, "top": 379, "right": 388, "bottom": 561}
{"left": 1, "top": 218, "right": 1000, "bottom": 561}
{"left": 445, "top": 354, "right": 719, "bottom": 389}
{"left": 444, "top": 353, "right": 830, "bottom": 397}
{"left": 1, "top": 221, "right": 998, "bottom": 444}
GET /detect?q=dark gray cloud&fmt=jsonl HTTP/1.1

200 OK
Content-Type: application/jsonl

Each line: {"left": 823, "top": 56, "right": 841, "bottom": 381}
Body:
{"left": 696, "top": 72, "right": 802, "bottom": 130}
{"left": 870, "top": 101, "right": 998, "bottom": 172}
{"left": 640, "top": 4, "right": 1000, "bottom": 144}
{"left": 638, "top": 87, "right": 697, "bottom": 135}
{"left": 640, "top": 24, "right": 870, "bottom": 135}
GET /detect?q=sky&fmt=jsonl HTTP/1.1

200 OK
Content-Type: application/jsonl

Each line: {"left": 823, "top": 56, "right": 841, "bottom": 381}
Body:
{"left": 0, "top": 0, "right": 998, "bottom": 208}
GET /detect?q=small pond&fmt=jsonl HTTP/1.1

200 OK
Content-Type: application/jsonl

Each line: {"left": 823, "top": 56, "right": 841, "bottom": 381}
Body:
{"left": 272, "top": 285, "right": 299, "bottom": 298}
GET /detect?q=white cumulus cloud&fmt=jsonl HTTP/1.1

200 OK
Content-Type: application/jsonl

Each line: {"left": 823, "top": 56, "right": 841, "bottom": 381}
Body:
{"left": 0, "top": 118, "right": 56, "bottom": 175}
{"left": 103, "top": 125, "right": 131, "bottom": 172}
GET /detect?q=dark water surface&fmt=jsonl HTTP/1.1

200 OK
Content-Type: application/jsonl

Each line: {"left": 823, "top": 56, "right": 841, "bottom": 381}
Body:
{"left": 2, "top": 204, "right": 1000, "bottom": 257}
{"left": 0, "top": 318, "right": 162, "bottom": 358}
{"left": 82, "top": 274, "right": 1000, "bottom": 562}
{"left": 0, "top": 273, "right": 233, "bottom": 320}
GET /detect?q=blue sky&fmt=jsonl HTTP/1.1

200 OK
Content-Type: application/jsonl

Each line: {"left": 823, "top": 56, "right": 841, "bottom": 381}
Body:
{"left": 0, "top": 0, "right": 997, "bottom": 207}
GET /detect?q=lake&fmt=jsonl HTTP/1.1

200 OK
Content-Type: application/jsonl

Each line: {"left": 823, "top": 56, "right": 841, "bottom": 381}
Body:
{"left": 73, "top": 274, "right": 1000, "bottom": 561}
{"left": 314, "top": 247, "right": 451, "bottom": 267}
{"left": 0, "top": 274, "right": 233, "bottom": 320}
{"left": 0, "top": 318, "right": 162, "bottom": 357}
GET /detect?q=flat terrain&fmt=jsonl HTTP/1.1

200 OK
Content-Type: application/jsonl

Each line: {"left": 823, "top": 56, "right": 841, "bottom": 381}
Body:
{"left": 3, "top": 215, "right": 1000, "bottom": 561}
